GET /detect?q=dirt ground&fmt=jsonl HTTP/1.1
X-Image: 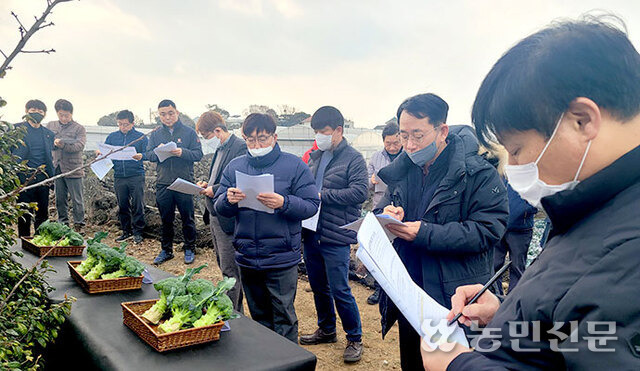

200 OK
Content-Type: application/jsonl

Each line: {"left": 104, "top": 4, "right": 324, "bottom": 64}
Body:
{"left": 86, "top": 225, "right": 402, "bottom": 370}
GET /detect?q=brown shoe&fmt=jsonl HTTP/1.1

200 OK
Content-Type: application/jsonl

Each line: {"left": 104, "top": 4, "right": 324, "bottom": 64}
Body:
{"left": 343, "top": 340, "right": 363, "bottom": 363}
{"left": 299, "top": 328, "right": 337, "bottom": 345}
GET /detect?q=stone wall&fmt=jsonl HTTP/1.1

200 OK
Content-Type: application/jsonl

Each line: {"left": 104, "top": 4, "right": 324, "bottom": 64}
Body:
{"left": 82, "top": 152, "right": 215, "bottom": 249}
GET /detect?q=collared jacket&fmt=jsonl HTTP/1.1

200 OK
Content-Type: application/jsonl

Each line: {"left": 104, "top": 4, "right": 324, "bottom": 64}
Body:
{"left": 304, "top": 139, "right": 369, "bottom": 246}
{"left": 375, "top": 125, "right": 509, "bottom": 337}
{"left": 204, "top": 134, "right": 247, "bottom": 234}
{"left": 13, "top": 122, "right": 55, "bottom": 182}
{"left": 214, "top": 144, "right": 319, "bottom": 270}
{"left": 104, "top": 128, "right": 148, "bottom": 178}
{"left": 368, "top": 149, "right": 401, "bottom": 206}
{"left": 450, "top": 144, "right": 640, "bottom": 370}
{"left": 145, "top": 121, "right": 203, "bottom": 185}
{"left": 46, "top": 120, "right": 86, "bottom": 178}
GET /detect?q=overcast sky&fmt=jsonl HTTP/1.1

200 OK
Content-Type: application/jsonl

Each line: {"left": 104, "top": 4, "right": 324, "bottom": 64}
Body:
{"left": 2, "top": 0, "right": 640, "bottom": 128}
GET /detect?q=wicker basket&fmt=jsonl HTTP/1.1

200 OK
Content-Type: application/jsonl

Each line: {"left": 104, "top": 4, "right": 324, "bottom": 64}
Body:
{"left": 68, "top": 261, "right": 143, "bottom": 294}
{"left": 21, "top": 236, "right": 85, "bottom": 257}
{"left": 121, "top": 299, "right": 224, "bottom": 352}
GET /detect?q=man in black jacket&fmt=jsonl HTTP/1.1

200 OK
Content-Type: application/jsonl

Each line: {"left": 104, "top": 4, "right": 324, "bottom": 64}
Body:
{"left": 14, "top": 99, "right": 55, "bottom": 236}
{"left": 146, "top": 99, "right": 203, "bottom": 265}
{"left": 376, "top": 93, "right": 508, "bottom": 370}
{"left": 196, "top": 111, "right": 247, "bottom": 312}
{"left": 423, "top": 17, "right": 640, "bottom": 371}
{"left": 300, "top": 106, "right": 368, "bottom": 363}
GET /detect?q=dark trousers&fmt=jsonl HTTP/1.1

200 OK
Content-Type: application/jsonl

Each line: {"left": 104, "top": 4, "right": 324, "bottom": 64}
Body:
{"left": 398, "top": 313, "right": 425, "bottom": 371}
{"left": 303, "top": 237, "right": 362, "bottom": 342}
{"left": 493, "top": 228, "right": 534, "bottom": 294}
{"left": 240, "top": 265, "right": 298, "bottom": 343}
{"left": 156, "top": 184, "right": 196, "bottom": 252}
{"left": 17, "top": 185, "right": 50, "bottom": 237}
{"left": 114, "top": 175, "right": 145, "bottom": 236}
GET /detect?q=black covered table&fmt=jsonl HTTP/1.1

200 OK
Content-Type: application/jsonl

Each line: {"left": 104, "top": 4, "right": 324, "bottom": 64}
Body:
{"left": 11, "top": 243, "right": 316, "bottom": 371}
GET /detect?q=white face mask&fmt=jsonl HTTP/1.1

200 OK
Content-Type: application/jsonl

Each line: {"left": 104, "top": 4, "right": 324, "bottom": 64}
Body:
{"left": 315, "top": 133, "right": 333, "bottom": 151}
{"left": 201, "top": 136, "right": 221, "bottom": 155}
{"left": 505, "top": 113, "right": 592, "bottom": 208}
{"left": 248, "top": 145, "right": 273, "bottom": 158}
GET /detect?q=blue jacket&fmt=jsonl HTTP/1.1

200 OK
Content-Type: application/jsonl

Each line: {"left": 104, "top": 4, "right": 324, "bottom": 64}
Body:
{"left": 104, "top": 128, "right": 148, "bottom": 178}
{"left": 375, "top": 125, "right": 509, "bottom": 337}
{"left": 505, "top": 179, "right": 538, "bottom": 231}
{"left": 304, "top": 139, "right": 369, "bottom": 246}
{"left": 214, "top": 143, "right": 320, "bottom": 270}
{"left": 145, "top": 121, "right": 203, "bottom": 185}
{"left": 13, "top": 122, "right": 55, "bottom": 182}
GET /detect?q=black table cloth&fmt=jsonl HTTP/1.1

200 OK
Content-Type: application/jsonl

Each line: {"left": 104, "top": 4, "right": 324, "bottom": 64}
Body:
{"left": 11, "top": 242, "right": 316, "bottom": 371}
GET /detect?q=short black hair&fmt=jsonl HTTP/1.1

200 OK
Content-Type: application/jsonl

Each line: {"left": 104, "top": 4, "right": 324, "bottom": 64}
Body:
{"left": 54, "top": 99, "right": 73, "bottom": 113}
{"left": 158, "top": 99, "right": 176, "bottom": 109}
{"left": 25, "top": 99, "right": 47, "bottom": 112}
{"left": 116, "top": 109, "right": 134, "bottom": 123}
{"left": 382, "top": 122, "right": 399, "bottom": 139}
{"left": 472, "top": 15, "right": 640, "bottom": 147}
{"left": 242, "top": 113, "right": 277, "bottom": 136}
{"left": 310, "top": 106, "right": 344, "bottom": 130}
{"left": 396, "top": 93, "right": 448, "bottom": 127}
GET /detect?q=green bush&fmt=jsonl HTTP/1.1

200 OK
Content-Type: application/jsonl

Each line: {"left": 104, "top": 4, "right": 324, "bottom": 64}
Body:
{"left": 0, "top": 114, "right": 74, "bottom": 370}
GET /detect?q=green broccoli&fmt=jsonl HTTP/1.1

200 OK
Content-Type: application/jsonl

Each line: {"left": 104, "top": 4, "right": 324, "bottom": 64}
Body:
{"left": 193, "top": 293, "right": 236, "bottom": 328}
{"left": 141, "top": 277, "right": 186, "bottom": 324}
{"left": 67, "top": 231, "right": 84, "bottom": 246}
{"left": 101, "top": 256, "right": 145, "bottom": 279}
{"left": 186, "top": 278, "right": 215, "bottom": 303}
{"left": 159, "top": 293, "right": 208, "bottom": 333}
{"left": 84, "top": 247, "right": 125, "bottom": 280}
{"left": 76, "top": 242, "right": 108, "bottom": 276}
{"left": 36, "top": 220, "right": 72, "bottom": 241}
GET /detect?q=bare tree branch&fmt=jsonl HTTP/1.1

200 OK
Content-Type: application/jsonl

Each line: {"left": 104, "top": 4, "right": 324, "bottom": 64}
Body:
{"left": 38, "top": 21, "right": 55, "bottom": 30}
{"left": 11, "top": 11, "right": 27, "bottom": 39}
{"left": 0, "top": 0, "right": 73, "bottom": 77}
{"left": 0, "top": 49, "right": 7, "bottom": 59}
{"left": 21, "top": 49, "right": 56, "bottom": 54}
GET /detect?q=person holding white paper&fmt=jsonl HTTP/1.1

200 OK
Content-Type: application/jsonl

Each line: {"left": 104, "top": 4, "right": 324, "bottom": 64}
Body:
{"left": 374, "top": 94, "right": 508, "bottom": 370}
{"left": 145, "top": 99, "right": 203, "bottom": 265}
{"left": 301, "top": 106, "right": 368, "bottom": 363}
{"left": 99, "top": 110, "right": 147, "bottom": 244}
{"left": 213, "top": 113, "right": 319, "bottom": 343}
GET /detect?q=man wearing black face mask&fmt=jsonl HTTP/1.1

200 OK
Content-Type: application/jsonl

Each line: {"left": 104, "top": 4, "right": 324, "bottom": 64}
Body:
{"left": 374, "top": 93, "right": 509, "bottom": 370}
{"left": 13, "top": 99, "right": 56, "bottom": 237}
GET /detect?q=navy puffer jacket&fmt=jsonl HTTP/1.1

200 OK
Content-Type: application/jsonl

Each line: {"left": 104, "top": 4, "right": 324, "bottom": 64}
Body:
{"left": 214, "top": 143, "right": 320, "bottom": 270}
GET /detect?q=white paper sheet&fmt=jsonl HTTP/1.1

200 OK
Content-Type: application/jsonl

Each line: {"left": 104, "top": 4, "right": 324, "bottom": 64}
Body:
{"left": 302, "top": 203, "right": 321, "bottom": 231}
{"left": 355, "top": 213, "right": 469, "bottom": 348}
{"left": 341, "top": 213, "right": 407, "bottom": 241}
{"left": 97, "top": 143, "right": 138, "bottom": 161}
{"left": 167, "top": 178, "right": 203, "bottom": 196}
{"left": 153, "top": 141, "right": 178, "bottom": 162}
{"left": 90, "top": 158, "right": 113, "bottom": 180}
{"left": 235, "top": 171, "right": 275, "bottom": 214}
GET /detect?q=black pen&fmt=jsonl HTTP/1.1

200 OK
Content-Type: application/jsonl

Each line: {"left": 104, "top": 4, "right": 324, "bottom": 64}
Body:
{"left": 447, "top": 260, "right": 511, "bottom": 326}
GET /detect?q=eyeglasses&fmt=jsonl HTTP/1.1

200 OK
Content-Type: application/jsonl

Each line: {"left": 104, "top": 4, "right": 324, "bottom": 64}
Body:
{"left": 399, "top": 127, "right": 439, "bottom": 144}
{"left": 244, "top": 134, "right": 273, "bottom": 145}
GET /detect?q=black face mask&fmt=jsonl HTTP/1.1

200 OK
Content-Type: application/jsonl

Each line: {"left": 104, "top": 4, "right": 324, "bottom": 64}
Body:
{"left": 27, "top": 112, "right": 44, "bottom": 124}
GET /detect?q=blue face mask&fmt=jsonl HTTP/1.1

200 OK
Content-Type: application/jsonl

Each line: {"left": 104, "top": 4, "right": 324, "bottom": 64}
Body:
{"left": 407, "top": 140, "right": 438, "bottom": 167}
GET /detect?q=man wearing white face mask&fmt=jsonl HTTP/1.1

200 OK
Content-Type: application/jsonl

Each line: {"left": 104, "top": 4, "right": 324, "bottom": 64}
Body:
{"left": 423, "top": 16, "right": 640, "bottom": 371}
{"left": 373, "top": 93, "right": 508, "bottom": 370}
{"left": 301, "top": 106, "right": 368, "bottom": 363}
{"left": 196, "top": 111, "right": 246, "bottom": 313}
{"left": 214, "top": 113, "right": 319, "bottom": 343}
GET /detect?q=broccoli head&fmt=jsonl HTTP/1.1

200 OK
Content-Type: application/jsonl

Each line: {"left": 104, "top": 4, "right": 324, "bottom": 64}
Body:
{"left": 193, "top": 294, "right": 237, "bottom": 328}
{"left": 84, "top": 247, "right": 125, "bottom": 280}
{"left": 141, "top": 277, "right": 186, "bottom": 324}
{"left": 100, "top": 256, "right": 145, "bottom": 279}
{"left": 157, "top": 294, "right": 206, "bottom": 333}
